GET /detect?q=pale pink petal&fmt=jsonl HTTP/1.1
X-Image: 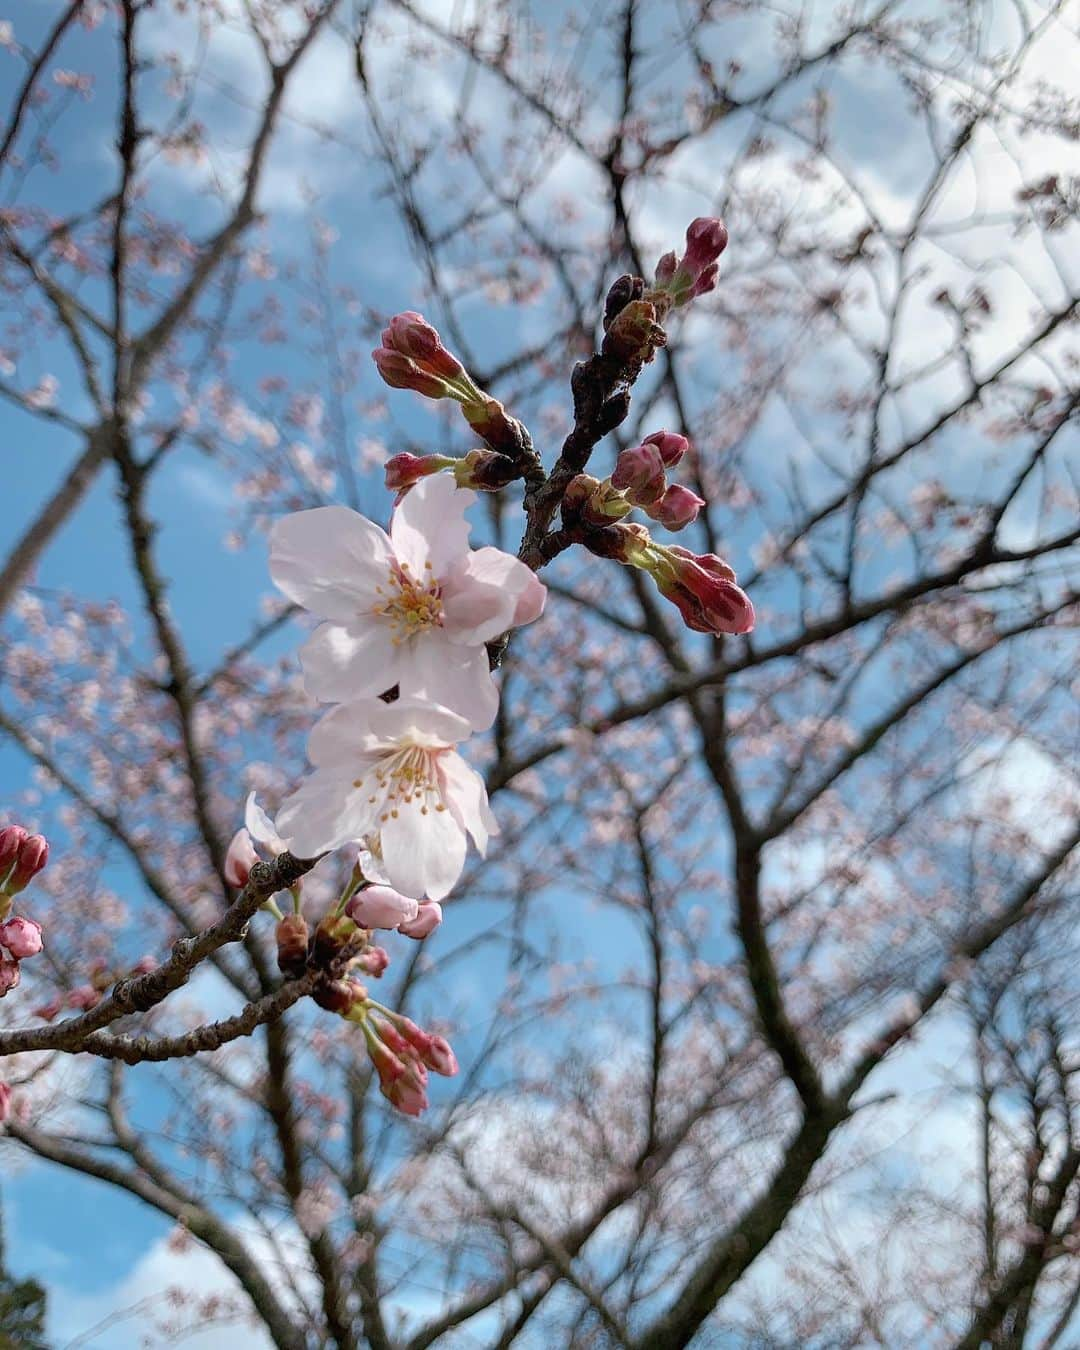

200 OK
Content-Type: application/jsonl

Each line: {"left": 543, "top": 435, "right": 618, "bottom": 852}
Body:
{"left": 300, "top": 620, "right": 402, "bottom": 703}
{"left": 379, "top": 799, "right": 466, "bottom": 901}
{"left": 347, "top": 886, "right": 419, "bottom": 929}
{"left": 441, "top": 547, "right": 546, "bottom": 642}
{"left": 510, "top": 568, "right": 546, "bottom": 626}
{"left": 390, "top": 474, "right": 474, "bottom": 577}
{"left": 397, "top": 901, "right": 443, "bottom": 938}
{"left": 437, "top": 752, "right": 499, "bottom": 855}
{"left": 270, "top": 506, "right": 393, "bottom": 622}
{"left": 401, "top": 632, "right": 498, "bottom": 732}
{"left": 307, "top": 702, "right": 393, "bottom": 768}
{"left": 276, "top": 777, "right": 379, "bottom": 857}
{"left": 244, "top": 792, "right": 282, "bottom": 850}
{"left": 224, "top": 828, "right": 260, "bottom": 886}
{"left": 366, "top": 698, "right": 473, "bottom": 748}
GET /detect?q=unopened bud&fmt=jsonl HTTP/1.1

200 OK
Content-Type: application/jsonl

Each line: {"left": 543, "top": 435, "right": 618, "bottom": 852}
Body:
{"left": 649, "top": 484, "right": 705, "bottom": 531}
{"left": 652, "top": 544, "right": 754, "bottom": 635}
{"left": 612, "top": 443, "right": 666, "bottom": 506}
{"left": 384, "top": 452, "right": 453, "bottom": 492}
{"left": 642, "top": 429, "right": 690, "bottom": 467}
{"left": 275, "top": 913, "right": 310, "bottom": 977}
{"left": 0, "top": 916, "right": 42, "bottom": 960}
{"left": 347, "top": 886, "right": 419, "bottom": 931}
{"left": 357, "top": 946, "right": 390, "bottom": 978}
{"left": 0, "top": 828, "right": 48, "bottom": 897}
{"left": 651, "top": 217, "right": 728, "bottom": 307}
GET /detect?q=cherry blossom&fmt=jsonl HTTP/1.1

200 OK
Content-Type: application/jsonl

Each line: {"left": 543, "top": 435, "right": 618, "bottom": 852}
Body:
{"left": 270, "top": 473, "right": 546, "bottom": 730}
{"left": 275, "top": 699, "right": 497, "bottom": 901}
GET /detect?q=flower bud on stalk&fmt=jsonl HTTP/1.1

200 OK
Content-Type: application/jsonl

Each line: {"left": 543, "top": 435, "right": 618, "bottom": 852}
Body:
{"left": 648, "top": 484, "right": 705, "bottom": 531}
{"left": 611, "top": 443, "right": 667, "bottom": 506}
{"left": 653, "top": 545, "right": 755, "bottom": 635}
{"left": 0, "top": 827, "right": 48, "bottom": 898}
{"left": 373, "top": 312, "right": 482, "bottom": 404}
{"left": 224, "top": 829, "right": 259, "bottom": 889}
{"left": 0, "top": 916, "right": 43, "bottom": 960}
{"left": 356, "top": 946, "right": 390, "bottom": 978}
{"left": 384, "top": 452, "right": 454, "bottom": 493}
{"left": 275, "top": 913, "right": 310, "bottom": 977}
{"left": 651, "top": 217, "right": 728, "bottom": 307}
{"left": 346, "top": 886, "right": 418, "bottom": 931}
{"left": 642, "top": 430, "right": 690, "bottom": 467}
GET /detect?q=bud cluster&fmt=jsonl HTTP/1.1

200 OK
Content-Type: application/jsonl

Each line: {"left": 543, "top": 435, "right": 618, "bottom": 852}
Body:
{"left": 0, "top": 825, "right": 48, "bottom": 998}
{"left": 562, "top": 428, "right": 705, "bottom": 539}
{"left": 359, "top": 1004, "right": 459, "bottom": 1117}
{"left": 373, "top": 311, "right": 525, "bottom": 472}
{"left": 652, "top": 217, "right": 729, "bottom": 307}
{"left": 576, "top": 520, "right": 755, "bottom": 637}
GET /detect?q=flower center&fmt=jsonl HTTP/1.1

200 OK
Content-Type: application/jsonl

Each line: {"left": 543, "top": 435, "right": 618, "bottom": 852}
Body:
{"left": 353, "top": 744, "right": 448, "bottom": 822}
{"left": 373, "top": 561, "right": 443, "bottom": 643}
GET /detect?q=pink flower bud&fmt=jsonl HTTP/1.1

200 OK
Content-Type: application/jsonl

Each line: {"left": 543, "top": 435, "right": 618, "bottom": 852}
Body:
{"left": 381, "top": 1066, "right": 429, "bottom": 1117}
{"left": 0, "top": 956, "right": 20, "bottom": 997}
{"left": 382, "top": 312, "right": 465, "bottom": 380}
{"left": 357, "top": 946, "right": 390, "bottom": 977}
{"left": 0, "top": 829, "right": 48, "bottom": 896}
{"left": 394, "top": 1017, "right": 459, "bottom": 1076}
{"left": 654, "top": 545, "right": 755, "bottom": 635}
{"left": 397, "top": 901, "right": 442, "bottom": 939}
{"left": 373, "top": 312, "right": 481, "bottom": 406}
{"left": 0, "top": 916, "right": 42, "bottom": 960}
{"left": 652, "top": 217, "right": 728, "bottom": 307}
{"left": 347, "top": 886, "right": 419, "bottom": 931}
{"left": 384, "top": 452, "right": 453, "bottom": 492}
{"left": 650, "top": 484, "right": 705, "bottom": 531}
{"left": 0, "top": 1082, "right": 10, "bottom": 1124}
{"left": 642, "top": 430, "right": 690, "bottom": 467}
{"left": 224, "top": 829, "right": 259, "bottom": 888}
{"left": 421, "top": 1034, "right": 459, "bottom": 1077}
{"left": 0, "top": 826, "right": 27, "bottom": 878}
{"left": 611, "top": 443, "right": 666, "bottom": 506}
{"left": 683, "top": 216, "right": 728, "bottom": 271}
{"left": 372, "top": 348, "right": 454, "bottom": 399}
{"left": 67, "top": 984, "right": 101, "bottom": 1011}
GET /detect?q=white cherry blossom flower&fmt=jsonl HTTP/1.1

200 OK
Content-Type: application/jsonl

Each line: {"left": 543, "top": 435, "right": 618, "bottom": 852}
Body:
{"left": 269, "top": 473, "right": 545, "bottom": 731}
{"left": 275, "top": 698, "right": 497, "bottom": 902}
